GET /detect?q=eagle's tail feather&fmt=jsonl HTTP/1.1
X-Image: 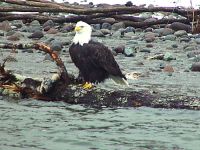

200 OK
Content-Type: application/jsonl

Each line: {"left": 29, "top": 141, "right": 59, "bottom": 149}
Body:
{"left": 110, "top": 75, "right": 129, "bottom": 86}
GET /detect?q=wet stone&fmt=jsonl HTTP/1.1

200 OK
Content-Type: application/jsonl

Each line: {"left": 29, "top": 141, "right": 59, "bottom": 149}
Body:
{"left": 28, "top": 20, "right": 41, "bottom": 32}
{"left": 100, "top": 29, "right": 111, "bottom": 35}
{"left": 113, "top": 45, "right": 125, "bottom": 54}
{"left": 164, "top": 35, "right": 176, "bottom": 41}
{"left": 0, "top": 21, "right": 12, "bottom": 32}
{"left": 180, "top": 37, "right": 190, "bottom": 43}
{"left": 146, "top": 44, "right": 154, "bottom": 48}
{"left": 170, "top": 22, "right": 191, "bottom": 32}
{"left": 194, "top": 38, "right": 200, "bottom": 44}
{"left": 124, "top": 26, "right": 135, "bottom": 33}
{"left": 126, "top": 40, "right": 138, "bottom": 45}
{"left": 111, "top": 22, "right": 125, "bottom": 31}
{"left": 191, "top": 62, "right": 200, "bottom": 71}
{"left": 60, "top": 24, "right": 74, "bottom": 32}
{"left": 184, "top": 46, "right": 196, "bottom": 52}
{"left": 92, "top": 24, "right": 101, "bottom": 30}
{"left": 124, "top": 47, "right": 135, "bottom": 57}
{"left": 140, "top": 48, "right": 151, "bottom": 53}
{"left": 28, "top": 31, "right": 44, "bottom": 39}
{"left": 174, "top": 30, "right": 187, "bottom": 37}
{"left": 145, "top": 27, "right": 154, "bottom": 32}
{"left": 43, "top": 20, "right": 54, "bottom": 28}
{"left": 46, "top": 28, "right": 58, "bottom": 34}
{"left": 159, "top": 62, "right": 166, "bottom": 69}
{"left": 11, "top": 20, "right": 24, "bottom": 28}
{"left": 164, "top": 52, "right": 175, "bottom": 61}
{"left": 0, "top": 31, "right": 4, "bottom": 36}
{"left": 50, "top": 40, "right": 63, "bottom": 52}
{"left": 101, "top": 22, "right": 112, "bottom": 30}
{"left": 171, "top": 44, "right": 178, "bottom": 48}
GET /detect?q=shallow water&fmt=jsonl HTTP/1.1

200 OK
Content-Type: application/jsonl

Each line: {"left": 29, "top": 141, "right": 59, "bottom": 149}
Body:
{"left": 0, "top": 98, "right": 200, "bottom": 150}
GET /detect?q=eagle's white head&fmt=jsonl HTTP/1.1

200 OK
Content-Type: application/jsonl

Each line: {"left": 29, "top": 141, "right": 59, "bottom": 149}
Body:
{"left": 73, "top": 21, "right": 92, "bottom": 46}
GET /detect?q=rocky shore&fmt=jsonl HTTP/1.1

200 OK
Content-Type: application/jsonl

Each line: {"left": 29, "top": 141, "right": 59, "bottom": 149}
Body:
{"left": 0, "top": 16, "right": 200, "bottom": 109}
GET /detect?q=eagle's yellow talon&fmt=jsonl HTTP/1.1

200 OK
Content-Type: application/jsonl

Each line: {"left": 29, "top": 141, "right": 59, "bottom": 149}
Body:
{"left": 82, "top": 82, "right": 93, "bottom": 89}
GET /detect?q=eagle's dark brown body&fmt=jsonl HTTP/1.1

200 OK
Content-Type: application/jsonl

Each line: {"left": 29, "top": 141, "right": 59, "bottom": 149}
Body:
{"left": 69, "top": 40, "right": 126, "bottom": 83}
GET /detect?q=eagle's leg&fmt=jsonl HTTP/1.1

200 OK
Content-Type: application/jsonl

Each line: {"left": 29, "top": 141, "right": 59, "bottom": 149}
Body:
{"left": 82, "top": 82, "right": 93, "bottom": 89}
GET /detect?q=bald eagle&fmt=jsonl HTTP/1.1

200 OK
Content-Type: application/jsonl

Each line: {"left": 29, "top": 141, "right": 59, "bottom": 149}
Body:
{"left": 69, "top": 21, "right": 128, "bottom": 89}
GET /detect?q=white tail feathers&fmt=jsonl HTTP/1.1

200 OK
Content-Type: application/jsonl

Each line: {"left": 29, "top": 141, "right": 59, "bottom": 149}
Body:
{"left": 109, "top": 75, "right": 129, "bottom": 86}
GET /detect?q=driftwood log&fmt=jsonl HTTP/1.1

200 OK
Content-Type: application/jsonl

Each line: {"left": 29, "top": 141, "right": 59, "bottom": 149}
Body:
{"left": 0, "top": 43, "right": 200, "bottom": 110}
{"left": 0, "top": 0, "right": 199, "bottom": 31}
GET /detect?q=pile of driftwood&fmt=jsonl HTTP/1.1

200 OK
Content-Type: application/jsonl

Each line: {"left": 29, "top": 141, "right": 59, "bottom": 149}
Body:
{"left": 0, "top": 0, "right": 199, "bottom": 31}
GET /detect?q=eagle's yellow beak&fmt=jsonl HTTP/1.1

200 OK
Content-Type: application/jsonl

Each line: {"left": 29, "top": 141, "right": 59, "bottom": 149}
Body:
{"left": 75, "top": 26, "right": 82, "bottom": 32}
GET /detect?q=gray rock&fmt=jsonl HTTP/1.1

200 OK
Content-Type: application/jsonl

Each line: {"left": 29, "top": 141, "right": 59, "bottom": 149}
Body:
{"left": 161, "top": 28, "right": 174, "bottom": 36}
{"left": 174, "top": 30, "right": 187, "bottom": 37}
{"left": 187, "top": 51, "right": 200, "bottom": 58}
{"left": 140, "top": 48, "right": 151, "bottom": 53}
{"left": 146, "top": 43, "right": 154, "bottom": 48}
{"left": 0, "top": 31, "right": 4, "bottom": 36}
{"left": 144, "top": 32, "right": 156, "bottom": 42}
{"left": 192, "top": 56, "right": 200, "bottom": 62}
{"left": 92, "top": 30, "right": 105, "bottom": 37}
{"left": 171, "top": 44, "right": 178, "bottom": 48}
{"left": 113, "top": 45, "right": 125, "bottom": 53}
{"left": 170, "top": 22, "right": 191, "bottom": 32}
{"left": 60, "top": 24, "right": 74, "bottom": 32}
{"left": 11, "top": 20, "right": 24, "bottom": 28}
{"left": 50, "top": 40, "right": 63, "bottom": 52}
{"left": 164, "top": 34, "right": 176, "bottom": 41}
{"left": 28, "top": 30, "right": 44, "bottom": 39}
{"left": 100, "top": 29, "right": 111, "bottom": 35}
{"left": 184, "top": 46, "right": 196, "bottom": 51}
{"left": 124, "top": 26, "right": 135, "bottom": 33}
{"left": 191, "top": 62, "right": 200, "bottom": 71}
{"left": 28, "top": 20, "right": 41, "bottom": 32}
{"left": 112, "top": 30, "right": 122, "bottom": 37}
{"left": 135, "top": 28, "right": 143, "bottom": 32}
{"left": 145, "top": 27, "right": 154, "bottom": 32}
{"left": 159, "top": 62, "right": 166, "bottom": 69}
{"left": 194, "top": 38, "right": 200, "bottom": 44}
{"left": 0, "top": 21, "right": 12, "bottom": 32}
{"left": 91, "top": 24, "right": 101, "bottom": 30}
{"left": 6, "top": 31, "right": 16, "bottom": 36}
{"left": 43, "top": 20, "right": 54, "bottom": 28}
{"left": 101, "top": 22, "right": 112, "bottom": 30}
{"left": 126, "top": 40, "right": 138, "bottom": 45}
{"left": 124, "top": 47, "right": 135, "bottom": 57}
{"left": 164, "top": 52, "right": 175, "bottom": 61}
{"left": 124, "top": 32, "right": 136, "bottom": 38}
{"left": 111, "top": 22, "right": 125, "bottom": 31}
{"left": 180, "top": 37, "right": 190, "bottom": 42}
